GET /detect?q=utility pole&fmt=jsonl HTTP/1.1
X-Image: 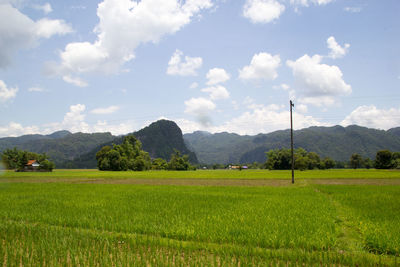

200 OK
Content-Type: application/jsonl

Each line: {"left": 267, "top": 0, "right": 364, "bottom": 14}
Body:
{"left": 290, "top": 100, "right": 295, "bottom": 184}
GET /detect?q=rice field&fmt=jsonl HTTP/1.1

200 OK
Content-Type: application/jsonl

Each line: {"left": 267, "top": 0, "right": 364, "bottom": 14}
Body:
{"left": 0, "top": 169, "right": 399, "bottom": 266}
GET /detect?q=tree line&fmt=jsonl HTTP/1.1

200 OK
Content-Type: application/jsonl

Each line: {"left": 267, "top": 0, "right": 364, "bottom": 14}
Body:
{"left": 95, "top": 135, "right": 194, "bottom": 171}
{"left": 264, "top": 148, "right": 400, "bottom": 170}
{"left": 0, "top": 147, "right": 55, "bottom": 171}
{"left": 350, "top": 150, "right": 400, "bottom": 169}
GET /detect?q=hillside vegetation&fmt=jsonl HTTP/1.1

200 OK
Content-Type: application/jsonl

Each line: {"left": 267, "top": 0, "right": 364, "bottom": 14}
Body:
{"left": 184, "top": 125, "right": 400, "bottom": 164}
{"left": 0, "top": 120, "right": 197, "bottom": 168}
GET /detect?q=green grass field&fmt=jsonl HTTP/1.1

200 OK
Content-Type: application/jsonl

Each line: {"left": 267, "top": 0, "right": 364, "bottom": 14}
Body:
{"left": 0, "top": 169, "right": 399, "bottom": 266}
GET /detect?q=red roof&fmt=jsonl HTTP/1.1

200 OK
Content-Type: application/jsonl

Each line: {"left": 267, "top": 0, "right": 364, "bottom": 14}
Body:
{"left": 26, "top": 160, "right": 37, "bottom": 166}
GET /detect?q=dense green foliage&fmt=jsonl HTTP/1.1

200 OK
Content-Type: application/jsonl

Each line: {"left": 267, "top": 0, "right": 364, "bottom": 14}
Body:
{"left": 184, "top": 125, "right": 400, "bottom": 164}
{"left": 0, "top": 177, "right": 398, "bottom": 265}
{"left": 265, "top": 147, "right": 335, "bottom": 170}
{"left": 0, "top": 147, "right": 55, "bottom": 171}
{"left": 374, "top": 149, "right": 400, "bottom": 169}
{"left": 151, "top": 158, "right": 168, "bottom": 170}
{"left": 167, "top": 150, "right": 194, "bottom": 170}
{"left": 96, "top": 135, "right": 151, "bottom": 171}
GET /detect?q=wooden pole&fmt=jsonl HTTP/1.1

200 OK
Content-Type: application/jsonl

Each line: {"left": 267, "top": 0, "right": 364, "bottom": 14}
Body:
{"left": 290, "top": 100, "right": 294, "bottom": 184}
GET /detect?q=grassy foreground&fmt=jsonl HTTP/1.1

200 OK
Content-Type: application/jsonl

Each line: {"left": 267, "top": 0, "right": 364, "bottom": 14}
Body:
{"left": 0, "top": 169, "right": 399, "bottom": 265}
{"left": 1, "top": 168, "right": 400, "bottom": 181}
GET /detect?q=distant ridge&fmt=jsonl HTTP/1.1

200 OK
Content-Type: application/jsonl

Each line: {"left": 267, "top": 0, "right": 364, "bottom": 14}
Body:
{"left": 1, "top": 123, "right": 400, "bottom": 167}
{"left": 183, "top": 125, "right": 400, "bottom": 164}
{"left": 0, "top": 120, "right": 197, "bottom": 168}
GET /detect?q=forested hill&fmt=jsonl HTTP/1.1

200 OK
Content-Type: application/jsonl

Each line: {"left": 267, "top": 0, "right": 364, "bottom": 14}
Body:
{"left": 2, "top": 123, "right": 400, "bottom": 167}
{"left": 183, "top": 125, "right": 400, "bottom": 164}
{"left": 0, "top": 131, "right": 114, "bottom": 168}
{"left": 134, "top": 120, "right": 198, "bottom": 163}
{"left": 0, "top": 120, "right": 197, "bottom": 168}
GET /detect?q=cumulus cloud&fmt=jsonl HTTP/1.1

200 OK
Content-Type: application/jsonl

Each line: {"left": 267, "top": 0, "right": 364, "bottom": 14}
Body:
{"left": 175, "top": 103, "right": 328, "bottom": 135}
{"left": 35, "top": 18, "right": 73, "bottom": 39}
{"left": 55, "top": 104, "right": 135, "bottom": 135}
{"left": 286, "top": 54, "right": 351, "bottom": 106}
{"left": 0, "top": 104, "right": 136, "bottom": 137}
{"left": 201, "top": 85, "right": 230, "bottom": 100}
{"left": 184, "top": 97, "right": 216, "bottom": 126}
{"left": 53, "top": 0, "right": 213, "bottom": 84}
{"left": 61, "top": 104, "right": 89, "bottom": 133}
{"left": 0, "top": 80, "right": 18, "bottom": 102}
{"left": 32, "top": 3, "right": 52, "bottom": 14}
{"left": 243, "top": 0, "right": 285, "bottom": 24}
{"left": 62, "top": 75, "right": 88, "bottom": 87}
{"left": 90, "top": 105, "right": 120, "bottom": 115}
{"left": 341, "top": 105, "right": 400, "bottom": 130}
{"left": 239, "top": 52, "right": 281, "bottom": 81}
{"left": 327, "top": 36, "right": 350, "bottom": 59}
{"left": 290, "top": 0, "right": 333, "bottom": 7}
{"left": 0, "top": 122, "right": 40, "bottom": 137}
{"left": 206, "top": 68, "right": 230, "bottom": 85}
{"left": 0, "top": 3, "right": 73, "bottom": 68}
{"left": 0, "top": 4, "right": 36, "bottom": 68}
{"left": 167, "top": 49, "right": 202, "bottom": 76}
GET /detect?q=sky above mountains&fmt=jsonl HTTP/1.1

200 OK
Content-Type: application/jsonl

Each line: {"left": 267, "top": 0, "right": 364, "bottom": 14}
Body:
{"left": 0, "top": 0, "right": 399, "bottom": 137}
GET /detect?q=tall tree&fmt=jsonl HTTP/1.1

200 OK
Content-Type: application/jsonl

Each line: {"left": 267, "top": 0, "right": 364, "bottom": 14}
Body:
{"left": 350, "top": 153, "right": 363, "bottom": 169}
{"left": 375, "top": 150, "right": 393, "bottom": 169}
{"left": 96, "top": 135, "right": 151, "bottom": 171}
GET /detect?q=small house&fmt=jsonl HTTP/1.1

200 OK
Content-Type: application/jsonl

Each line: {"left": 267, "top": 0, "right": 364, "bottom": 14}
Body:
{"left": 25, "top": 160, "right": 40, "bottom": 171}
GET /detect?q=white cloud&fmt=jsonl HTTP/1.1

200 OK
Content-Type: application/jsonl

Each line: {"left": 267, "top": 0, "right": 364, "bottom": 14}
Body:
{"left": 54, "top": 0, "right": 213, "bottom": 84}
{"left": 206, "top": 68, "right": 230, "bottom": 85}
{"left": 290, "top": 0, "right": 333, "bottom": 7}
{"left": 327, "top": 36, "right": 350, "bottom": 59}
{"left": 91, "top": 120, "right": 135, "bottom": 135}
{"left": 243, "top": 0, "right": 285, "bottom": 24}
{"left": 189, "top": 82, "right": 199, "bottom": 89}
{"left": 344, "top": 7, "right": 361, "bottom": 13}
{"left": 184, "top": 97, "right": 216, "bottom": 126}
{"left": 35, "top": 18, "right": 73, "bottom": 38}
{"left": 0, "top": 3, "right": 73, "bottom": 68}
{"left": 61, "top": 104, "right": 89, "bottom": 133}
{"left": 214, "top": 104, "right": 327, "bottom": 135}
{"left": 0, "top": 122, "right": 40, "bottom": 137}
{"left": 341, "top": 105, "right": 400, "bottom": 130}
{"left": 0, "top": 104, "right": 136, "bottom": 137}
{"left": 166, "top": 49, "right": 202, "bottom": 76}
{"left": 176, "top": 103, "right": 328, "bottom": 135}
{"left": 296, "top": 103, "right": 308, "bottom": 113}
{"left": 90, "top": 105, "right": 120, "bottom": 115}
{"left": 0, "top": 80, "right": 18, "bottom": 102}
{"left": 0, "top": 4, "right": 36, "bottom": 68}
{"left": 286, "top": 54, "right": 351, "bottom": 106}
{"left": 239, "top": 52, "right": 281, "bottom": 81}
{"left": 28, "top": 87, "right": 44, "bottom": 92}
{"left": 201, "top": 85, "right": 230, "bottom": 100}
{"left": 62, "top": 75, "right": 88, "bottom": 87}
{"left": 32, "top": 3, "right": 52, "bottom": 14}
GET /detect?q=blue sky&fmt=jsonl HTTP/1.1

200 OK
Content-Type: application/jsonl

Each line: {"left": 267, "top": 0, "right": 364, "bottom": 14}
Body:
{"left": 0, "top": 0, "right": 399, "bottom": 137}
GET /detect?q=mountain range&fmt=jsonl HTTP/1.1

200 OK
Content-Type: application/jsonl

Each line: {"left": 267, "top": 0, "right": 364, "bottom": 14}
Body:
{"left": 1, "top": 120, "right": 400, "bottom": 167}
{"left": 184, "top": 125, "right": 400, "bottom": 164}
